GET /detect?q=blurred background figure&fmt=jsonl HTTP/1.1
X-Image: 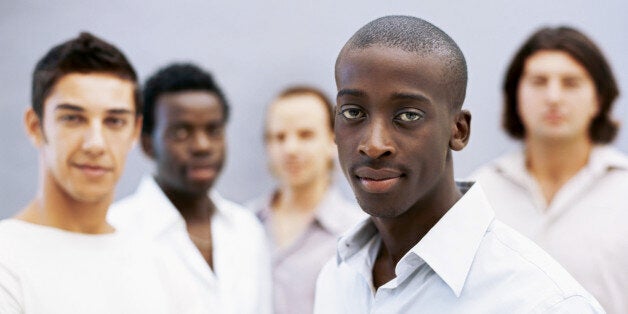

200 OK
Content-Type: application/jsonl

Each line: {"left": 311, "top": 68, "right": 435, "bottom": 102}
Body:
{"left": 108, "top": 63, "right": 271, "bottom": 314}
{"left": 471, "top": 26, "right": 627, "bottom": 313}
{"left": 248, "top": 86, "right": 363, "bottom": 314}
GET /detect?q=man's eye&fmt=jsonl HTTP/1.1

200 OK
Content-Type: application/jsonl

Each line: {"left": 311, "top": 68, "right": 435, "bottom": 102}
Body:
{"left": 169, "top": 127, "right": 190, "bottom": 141}
{"left": 527, "top": 76, "right": 547, "bottom": 86}
{"left": 105, "top": 117, "right": 127, "bottom": 128}
{"left": 207, "top": 125, "right": 225, "bottom": 137}
{"left": 59, "top": 114, "right": 84, "bottom": 124}
{"left": 396, "top": 111, "right": 423, "bottom": 122}
{"left": 340, "top": 108, "right": 365, "bottom": 120}
{"left": 562, "top": 78, "right": 581, "bottom": 88}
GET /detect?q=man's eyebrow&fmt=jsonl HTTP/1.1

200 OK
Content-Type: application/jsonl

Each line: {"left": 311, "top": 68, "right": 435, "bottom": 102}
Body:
{"left": 107, "top": 108, "right": 134, "bottom": 115}
{"left": 54, "top": 103, "right": 84, "bottom": 112}
{"left": 337, "top": 89, "right": 366, "bottom": 98}
{"left": 391, "top": 92, "right": 431, "bottom": 103}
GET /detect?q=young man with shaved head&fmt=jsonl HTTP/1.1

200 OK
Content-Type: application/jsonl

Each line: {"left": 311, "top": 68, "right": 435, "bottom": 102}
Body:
{"left": 314, "top": 16, "right": 603, "bottom": 313}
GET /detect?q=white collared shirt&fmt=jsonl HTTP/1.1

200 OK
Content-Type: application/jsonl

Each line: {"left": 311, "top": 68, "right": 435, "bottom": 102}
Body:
{"left": 108, "top": 176, "right": 272, "bottom": 314}
{"left": 314, "top": 183, "right": 604, "bottom": 313}
{"left": 471, "top": 145, "right": 628, "bottom": 314}
{"left": 249, "top": 188, "right": 364, "bottom": 314}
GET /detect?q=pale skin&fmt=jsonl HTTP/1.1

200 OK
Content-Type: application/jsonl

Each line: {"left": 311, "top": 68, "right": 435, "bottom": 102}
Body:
{"left": 517, "top": 50, "right": 599, "bottom": 205}
{"left": 265, "top": 94, "right": 336, "bottom": 249}
{"left": 17, "top": 73, "right": 140, "bottom": 234}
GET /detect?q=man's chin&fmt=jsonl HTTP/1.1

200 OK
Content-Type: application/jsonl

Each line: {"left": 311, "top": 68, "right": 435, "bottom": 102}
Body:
{"left": 69, "top": 190, "right": 113, "bottom": 204}
{"left": 184, "top": 179, "right": 215, "bottom": 194}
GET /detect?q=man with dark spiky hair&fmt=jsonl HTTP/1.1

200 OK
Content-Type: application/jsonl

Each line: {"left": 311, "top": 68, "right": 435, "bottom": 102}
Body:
{"left": 0, "top": 32, "right": 204, "bottom": 313}
{"left": 314, "top": 16, "right": 603, "bottom": 313}
{"left": 108, "top": 63, "right": 271, "bottom": 314}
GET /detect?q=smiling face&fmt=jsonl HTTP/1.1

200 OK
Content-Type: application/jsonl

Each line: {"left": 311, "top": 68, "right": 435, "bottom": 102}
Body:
{"left": 265, "top": 93, "right": 335, "bottom": 190}
{"left": 26, "top": 73, "right": 140, "bottom": 203}
{"left": 517, "top": 50, "right": 599, "bottom": 144}
{"left": 145, "top": 91, "right": 226, "bottom": 196}
{"left": 334, "top": 45, "right": 469, "bottom": 218}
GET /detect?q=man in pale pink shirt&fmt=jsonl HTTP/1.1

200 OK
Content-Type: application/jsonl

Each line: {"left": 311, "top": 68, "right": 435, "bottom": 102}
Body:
{"left": 248, "top": 86, "right": 363, "bottom": 314}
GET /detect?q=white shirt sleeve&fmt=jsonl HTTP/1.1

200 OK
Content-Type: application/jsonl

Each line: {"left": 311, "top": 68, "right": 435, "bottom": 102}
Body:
{"left": 254, "top": 228, "right": 273, "bottom": 314}
{"left": 0, "top": 261, "right": 23, "bottom": 314}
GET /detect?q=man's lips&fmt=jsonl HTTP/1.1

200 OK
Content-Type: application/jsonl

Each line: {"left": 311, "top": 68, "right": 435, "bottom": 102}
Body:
{"left": 354, "top": 167, "right": 403, "bottom": 194}
{"left": 543, "top": 111, "right": 565, "bottom": 124}
{"left": 72, "top": 163, "right": 112, "bottom": 177}
{"left": 187, "top": 164, "right": 218, "bottom": 181}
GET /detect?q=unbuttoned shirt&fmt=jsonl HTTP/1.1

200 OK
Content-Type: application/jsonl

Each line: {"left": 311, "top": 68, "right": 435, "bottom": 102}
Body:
{"left": 108, "top": 176, "right": 272, "bottom": 314}
{"left": 314, "top": 183, "right": 604, "bottom": 314}
{"left": 249, "top": 188, "right": 364, "bottom": 314}
{"left": 471, "top": 145, "right": 628, "bottom": 314}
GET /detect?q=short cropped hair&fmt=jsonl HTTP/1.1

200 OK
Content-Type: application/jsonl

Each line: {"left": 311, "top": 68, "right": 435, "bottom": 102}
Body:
{"left": 337, "top": 15, "right": 468, "bottom": 109}
{"left": 503, "top": 26, "right": 620, "bottom": 143}
{"left": 142, "top": 63, "right": 229, "bottom": 136}
{"left": 32, "top": 32, "right": 140, "bottom": 119}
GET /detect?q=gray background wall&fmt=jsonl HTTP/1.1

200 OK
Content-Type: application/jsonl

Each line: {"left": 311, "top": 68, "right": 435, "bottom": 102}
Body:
{"left": 1, "top": 0, "right": 627, "bottom": 218}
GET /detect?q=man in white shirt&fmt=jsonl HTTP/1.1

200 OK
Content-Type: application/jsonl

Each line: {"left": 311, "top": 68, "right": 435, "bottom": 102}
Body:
{"left": 0, "top": 32, "right": 205, "bottom": 313}
{"left": 314, "top": 16, "right": 604, "bottom": 313}
{"left": 247, "top": 86, "right": 363, "bottom": 314}
{"left": 108, "top": 63, "right": 271, "bottom": 314}
{"left": 471, "top": 26, "right": 627, "bottom": 314}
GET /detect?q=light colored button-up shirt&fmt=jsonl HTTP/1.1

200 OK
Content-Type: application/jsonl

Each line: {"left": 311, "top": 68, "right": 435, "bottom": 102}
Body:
{"left": 249, "top": 188, "right": 364, "bottom": 314}
{"left": 471, "top": 145, "right": 628, "bottom": 314}
{"left": 108, "top": 176, "right": 272, "bottom": 314}
{"left": 314, "top": 183, "right": 604, "bottom": 313}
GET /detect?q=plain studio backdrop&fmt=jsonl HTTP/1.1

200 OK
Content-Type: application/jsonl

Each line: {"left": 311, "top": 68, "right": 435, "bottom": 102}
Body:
{"left": 1, "top": 1, "right": 627, "bottom": 218}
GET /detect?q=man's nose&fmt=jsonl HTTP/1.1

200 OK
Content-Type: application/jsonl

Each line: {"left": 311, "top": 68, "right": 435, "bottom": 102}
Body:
{"left": 190, "top": 130, "right": 212, "bottom": 154}
{"left": 358, "top": 119, "right": 395, "bottom": 159}
{"left": 82, "top": 122, "right": 105, "bottom": 156}
{"left": 546, "top": 80, "right": 563, "bottom": 104}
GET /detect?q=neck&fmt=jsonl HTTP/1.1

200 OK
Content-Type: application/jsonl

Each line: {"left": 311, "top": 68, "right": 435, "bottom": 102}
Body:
{"left": 525, "top": 137, "right": 592, "bottom": 184}
{"left": 16, "top": 173, "right": 114, "bottom": 234}
{"left": 373, "top": 167, "right": 461, "bottom": 266}
{"left": 157, "top": 181, "right": 214, "bottom": 223}
{"left": 524, "top": 137, "right": 592, "bottom": 204}
{"left": 273, "top": 175, "right": 330, "bottom": 213}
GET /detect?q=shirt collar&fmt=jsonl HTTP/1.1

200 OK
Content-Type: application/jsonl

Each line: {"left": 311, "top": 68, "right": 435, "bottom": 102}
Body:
{"left": 410, "top": 182, "right": 494, "bottom": 297}
{"left": 336, "top": 182, "right": 495, "bottom": 297}
{"left": 254, "top": 187, "right": 358, "bottom": 236}
{"left": 587, "top": 145, "right": 628, "bottom": 174}
{"left": 494, "top": 145, "right": 628, "bottom": 183}
{"left": 136, "top": 175, "right": 231, "bottom": 237}
{"left": 314, "top": 188, "right": 360, "bottom": 235}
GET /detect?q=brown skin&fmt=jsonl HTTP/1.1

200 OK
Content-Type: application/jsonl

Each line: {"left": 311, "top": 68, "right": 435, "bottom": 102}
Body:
{"left": 142, "top": 91, "right": 226, "bottom": 268}
{"left": 334, "top": 45, "right": 470, "bottom": 288}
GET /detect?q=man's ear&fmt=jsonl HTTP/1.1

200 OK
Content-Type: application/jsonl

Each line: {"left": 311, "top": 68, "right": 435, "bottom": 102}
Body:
{"left": 449, "top": 109, "right": 471, "bottom": 151}
{"left": 140, "top": 133, "right": 156, "bottom": 160}
{"left": 24, "top": 108, "right": 45, "bottom": 147}
{"left": 131, "top": 115, "right": 143, "bottom": 145}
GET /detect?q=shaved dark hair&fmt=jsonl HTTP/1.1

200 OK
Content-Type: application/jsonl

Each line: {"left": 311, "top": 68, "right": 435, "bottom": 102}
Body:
{"left": 337, "top": 15, "right": 468, "bottom": 109}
